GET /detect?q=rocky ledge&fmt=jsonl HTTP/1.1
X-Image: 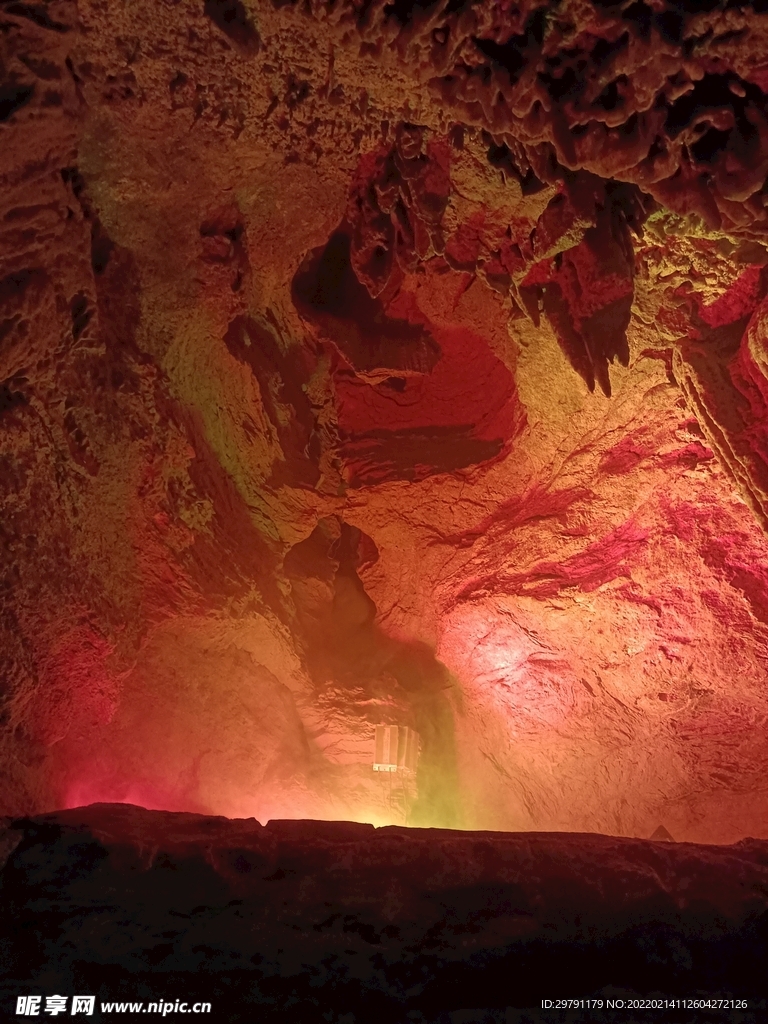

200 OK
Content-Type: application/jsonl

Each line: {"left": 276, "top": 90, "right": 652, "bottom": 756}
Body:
{"left": 1, "top": 804, "right": 767, "bottom": 1023}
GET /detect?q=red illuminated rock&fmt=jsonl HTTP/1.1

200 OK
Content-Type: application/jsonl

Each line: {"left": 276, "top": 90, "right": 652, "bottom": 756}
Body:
{"left": 1, "top": 0, "right": 768, "bottom": 846}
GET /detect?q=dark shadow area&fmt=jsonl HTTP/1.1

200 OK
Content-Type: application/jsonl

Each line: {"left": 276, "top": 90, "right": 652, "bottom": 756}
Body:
{"left": 0, "top": 82, "right": 34, "bottom": 122}
{"left": 2, "top": 806, "right": 767, "bottom": 1022}
{"left": 2, "top": 4, "right": 70, "bottom": 32}
{"left": 292, "top": 230, "right": 440, "bottom": 377}
{"left": 202, "top": 0, "right": 260, "bottom": 55}
{"left": 223, "top": 315, "right": 321, "bottom": 488}
{"left": 338, "top": 426, "right": 504, "bottom": 487}
{"left": 285, "top": 517, "right": 463, "bottom": 829}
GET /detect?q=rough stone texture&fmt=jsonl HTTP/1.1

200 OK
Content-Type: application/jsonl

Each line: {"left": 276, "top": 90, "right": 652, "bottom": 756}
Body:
{"left": 1, "top": 804, "right": 768, "bottom": 1022}
{"left": 3, "top": 1, "right": 768, "bottom": 843}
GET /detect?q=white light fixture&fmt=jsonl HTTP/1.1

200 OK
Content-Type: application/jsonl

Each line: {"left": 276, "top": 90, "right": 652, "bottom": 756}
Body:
{"left": 373, "top": 725, "right": 420, "bottom": 773}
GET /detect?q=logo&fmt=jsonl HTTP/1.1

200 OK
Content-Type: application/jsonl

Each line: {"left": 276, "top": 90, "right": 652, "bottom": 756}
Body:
{"left": 16, "top": 996, "right": 95, "bottom": 1016}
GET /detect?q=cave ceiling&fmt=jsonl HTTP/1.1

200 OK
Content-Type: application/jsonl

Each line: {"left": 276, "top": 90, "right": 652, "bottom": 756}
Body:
{"left": 3, "top": 0, "right": 768, "bottom": 843}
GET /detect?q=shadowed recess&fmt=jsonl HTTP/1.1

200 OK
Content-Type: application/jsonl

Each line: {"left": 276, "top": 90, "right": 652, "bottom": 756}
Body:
{"left": 202, "top": 0, "right": 260, "bottom": 54}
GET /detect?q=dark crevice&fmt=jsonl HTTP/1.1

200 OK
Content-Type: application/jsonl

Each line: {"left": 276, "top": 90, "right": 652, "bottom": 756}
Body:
{"left": 223, "top": 316, "right": 320, "bottom": 488}
{"left": 596, "top": 78, "right": 622, "bottom": 112}
{"left": 70, "top": 293, "right": 92, "bottom": 341}
{"left": 2, "top": 3, "right": 70, "bottom": 32}
{"left": 0, "top": 268, "right": 43, "bottom": 305}
{"left": 665, "top": 74, "right": 744, "bottom": 139}
{"left": 472, "top": 9, "right": 547, "bottom": 85}
{"left": 691, "top": 126, "right": 732, "bottom": 164}
{"left": 655, "top": 10, "right": 684, "bottom": 45}
{"left": 0, "top": 379, "right": 28, "bottom": 416}
{"left": 591, "top": 31, "right": 629, "bottom": 68}
{"left": 472, "top": 10, "right": 547, "bottom": 84}
{"left": 540, "top": 65, "right": 580, "bottom": 102}
{"left": 91, "top": 223, "right": 115, "bottom": 276}
{"left": 284, "top": 517, "right": 463, "bottom": 829}
{"left": 292, "top": 230, "right": 440, "bottom": 376}
{"left": 528, "top": 7, "right": 547, "bottom": 46}
{"left": 202, "top": 0, "right": 260, "bottom": 54}
{"left": 472, "top": 37, "right": 526, "bottom": 81}
{"left": 382, "top": 0, "right": 441, "bottom": 27}
{"left": 621, "top": 1, "right": 653, "bottom": 38}
{"left": 0, "top": 83, "right": 34, "bottom": 122}
{"left": 338, "top": 429, "right": 505, "bottom": 487}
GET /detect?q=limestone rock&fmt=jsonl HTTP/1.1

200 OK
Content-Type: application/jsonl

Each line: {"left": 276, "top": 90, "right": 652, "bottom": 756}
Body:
{"left": 2, "top": 1, "right": 768, "bottom": 845}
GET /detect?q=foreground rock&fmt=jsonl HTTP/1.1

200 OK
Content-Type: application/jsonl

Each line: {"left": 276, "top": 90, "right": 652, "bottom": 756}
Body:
{"left": 1, "top": 805, "right": 767, "bottom": 1022}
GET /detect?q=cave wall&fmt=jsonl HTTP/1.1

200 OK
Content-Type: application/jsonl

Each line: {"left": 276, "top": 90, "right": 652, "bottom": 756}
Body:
{"left": 2, "top": 0, "right": 768, "bottom": 841}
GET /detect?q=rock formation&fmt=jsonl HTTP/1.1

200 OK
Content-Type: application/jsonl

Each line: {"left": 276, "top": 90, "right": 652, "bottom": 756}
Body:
{"left": 2, "top": 0, "right": 768, "bottom": 844}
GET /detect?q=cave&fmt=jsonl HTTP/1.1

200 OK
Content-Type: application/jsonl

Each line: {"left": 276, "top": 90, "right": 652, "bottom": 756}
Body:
{"left": 3, "top": 0, "right": 768, "bottom": 1020}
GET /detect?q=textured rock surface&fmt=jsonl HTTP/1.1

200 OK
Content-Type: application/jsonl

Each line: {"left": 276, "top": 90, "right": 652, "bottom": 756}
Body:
{"left": 2, "top": 1, "right": 768, "bottom": 842}
{"left": 1, "top": 804, "right": 768, "bottom": 1022}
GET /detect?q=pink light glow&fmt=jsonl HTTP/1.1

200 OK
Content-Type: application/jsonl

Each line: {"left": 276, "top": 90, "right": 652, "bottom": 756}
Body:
{"left": 437, "top": 603, "right": 580, "bottom": 733}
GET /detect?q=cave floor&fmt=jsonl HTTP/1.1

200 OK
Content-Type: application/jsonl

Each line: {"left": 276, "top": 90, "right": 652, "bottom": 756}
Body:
{"left": 1, "top": 804, "right": 767, "bottom": 1023}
